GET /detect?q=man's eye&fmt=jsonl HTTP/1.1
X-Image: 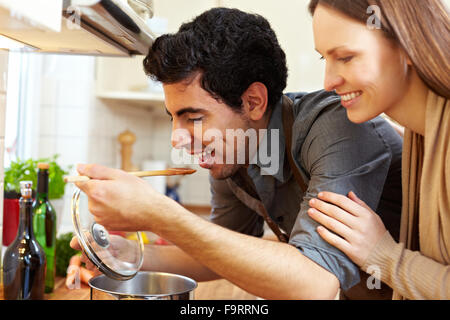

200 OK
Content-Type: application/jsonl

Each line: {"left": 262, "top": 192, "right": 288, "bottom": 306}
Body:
{"left": 319, "top": 55, "right": 325, "bottom": 60}
{"left": 189, "top": 117, "right": 203, "bottom": 122}
{"left": 338, "top": 56, "right": 354, "bottom": 63}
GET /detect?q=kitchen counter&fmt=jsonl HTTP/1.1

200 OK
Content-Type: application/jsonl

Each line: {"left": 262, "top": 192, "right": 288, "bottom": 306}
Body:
{"left": 0, "top": 276, "right": 259, "bottom": 300}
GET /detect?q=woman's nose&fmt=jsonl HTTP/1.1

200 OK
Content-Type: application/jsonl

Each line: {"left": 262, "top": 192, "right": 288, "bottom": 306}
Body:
{"left": 324, "top": 64, "right": 345, "bottom": 92}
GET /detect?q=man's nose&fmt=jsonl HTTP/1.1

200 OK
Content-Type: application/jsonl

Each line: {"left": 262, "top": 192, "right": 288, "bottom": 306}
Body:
{"left": 171, "top": 126, "right": 193, "bottom": 150}
{"left": 324, "top": 63, "right": 345, "bottom": 92}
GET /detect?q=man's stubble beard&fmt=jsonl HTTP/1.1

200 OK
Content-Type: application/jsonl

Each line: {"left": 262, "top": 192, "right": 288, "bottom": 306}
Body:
{"left": 209, "top": 163, "right": 243, "bottom": 180}
{"left": 208, "top": 112, "right": 254, "bottom": 180}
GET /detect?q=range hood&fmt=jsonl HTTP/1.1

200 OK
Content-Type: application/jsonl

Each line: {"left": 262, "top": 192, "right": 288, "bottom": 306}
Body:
{"left": 0, "top": 0, "right": 156, "bottom": 56}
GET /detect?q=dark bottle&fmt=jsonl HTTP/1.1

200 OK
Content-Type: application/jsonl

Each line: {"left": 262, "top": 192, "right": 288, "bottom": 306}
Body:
{"left": 32, "top": 163, "right": 57, "bottom": 293}
{"left": 2, "top": 181, "right": 46, "bottom": 300}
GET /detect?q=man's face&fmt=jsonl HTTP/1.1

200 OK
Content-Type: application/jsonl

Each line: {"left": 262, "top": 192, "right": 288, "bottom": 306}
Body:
{"left": 164, "top": 74, "right": 254, "bottom": 180}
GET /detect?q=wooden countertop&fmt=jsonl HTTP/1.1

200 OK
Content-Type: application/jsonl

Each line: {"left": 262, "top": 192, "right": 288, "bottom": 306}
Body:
{"left": 1, "top": 276, "right": 258, "bottom": 300}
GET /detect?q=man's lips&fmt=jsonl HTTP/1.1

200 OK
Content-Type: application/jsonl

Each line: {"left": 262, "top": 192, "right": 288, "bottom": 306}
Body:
{"left": 190, "top": 149, "right": 215, "bottom": 157}
{"left": 196, "top": 149, "right": 216, "bottom": 169}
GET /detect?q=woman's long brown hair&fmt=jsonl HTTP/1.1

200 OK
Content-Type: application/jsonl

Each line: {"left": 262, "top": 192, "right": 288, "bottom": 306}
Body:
{"left": 309, "top": 0, "right": 450, "bottom": 98}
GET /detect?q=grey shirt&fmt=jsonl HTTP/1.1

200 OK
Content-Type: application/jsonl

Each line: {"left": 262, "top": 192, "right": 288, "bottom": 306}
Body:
{"left": 208, "top": 90, "right": 403, "bottom": 291}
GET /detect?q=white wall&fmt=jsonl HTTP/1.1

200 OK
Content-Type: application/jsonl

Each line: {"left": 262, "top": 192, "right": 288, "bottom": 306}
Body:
{"left": 219, "top": 0, "right": 324, "bottom": 92}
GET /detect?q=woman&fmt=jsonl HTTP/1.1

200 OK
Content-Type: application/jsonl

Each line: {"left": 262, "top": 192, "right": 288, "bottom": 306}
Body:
{"left": 307, "top": 0, "right": 449, "bottom": 299}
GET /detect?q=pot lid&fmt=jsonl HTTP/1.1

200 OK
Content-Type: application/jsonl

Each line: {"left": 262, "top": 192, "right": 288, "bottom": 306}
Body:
{"left": 71, "top": 188, "right": 144, "bottom": 280}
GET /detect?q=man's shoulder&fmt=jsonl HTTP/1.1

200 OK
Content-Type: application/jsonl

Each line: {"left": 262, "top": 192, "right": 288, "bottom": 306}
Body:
{"left": 285, "top": 89, "right": 341, "bottom": 113}
{"left": 286, "top": 90, "right": 401, "bottom": 169}
{"left": 285, "top": 90, "right": 346, "bottom": 149}
{"left": 286, "top": 90, "right": 344, "bottom": 133}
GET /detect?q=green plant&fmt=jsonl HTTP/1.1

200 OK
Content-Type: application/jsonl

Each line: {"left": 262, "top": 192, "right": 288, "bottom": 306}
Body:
{"left": 55, "top": 232, "right": 79, "bottom": 277}
{"left": 4, "top": 155, "right": 71, "bottom": 200}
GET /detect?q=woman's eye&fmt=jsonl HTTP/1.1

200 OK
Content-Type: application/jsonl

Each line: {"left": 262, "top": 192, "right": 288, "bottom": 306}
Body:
{"left": 338, "top": 56, "right": 354, "bottom": 63}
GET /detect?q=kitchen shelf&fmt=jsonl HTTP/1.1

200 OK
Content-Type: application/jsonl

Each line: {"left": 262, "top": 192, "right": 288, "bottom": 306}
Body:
{"left": 96, "top": 91, "right": 165, "bottom": 109}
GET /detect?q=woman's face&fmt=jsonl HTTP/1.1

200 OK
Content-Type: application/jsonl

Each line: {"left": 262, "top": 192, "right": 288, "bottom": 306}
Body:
{"left": 312, "top": 4, "right": 411, "bottom": 123}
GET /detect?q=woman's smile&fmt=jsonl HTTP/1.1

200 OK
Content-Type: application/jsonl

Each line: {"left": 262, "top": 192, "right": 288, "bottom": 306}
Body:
{"left": 338, "top": 90, "right": 363, "bottom": 108}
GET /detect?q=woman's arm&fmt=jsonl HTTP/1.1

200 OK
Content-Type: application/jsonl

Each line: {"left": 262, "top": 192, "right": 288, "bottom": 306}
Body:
{"left": 308, "top": 191, "right": 450, "bottom": 299}
{"left": 361, "top": 231, "right": 450, "bottom": 300}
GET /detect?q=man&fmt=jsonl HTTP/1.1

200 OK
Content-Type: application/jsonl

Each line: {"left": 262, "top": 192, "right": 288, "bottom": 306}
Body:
{"left": 72, "top": 8, "right": 402, "bottom": 299}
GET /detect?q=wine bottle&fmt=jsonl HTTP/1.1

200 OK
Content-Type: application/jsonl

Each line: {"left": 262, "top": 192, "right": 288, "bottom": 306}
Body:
{"left": 32, "top": 163, "right": 57, "bottom": 293}
{"left": 2, "top": 181, "right": 46, "bottom": 300}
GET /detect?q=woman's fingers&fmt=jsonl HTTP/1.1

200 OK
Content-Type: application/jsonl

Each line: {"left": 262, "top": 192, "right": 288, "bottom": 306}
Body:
{"left": 316, "top": 226, "right": 352, "bottom": 255}
{"left": 316, "top": 191, "right": 365, "bottom": 217}
{"left": 348, "top": 191, "right": 372, "bottom": 212}
{"left": 308, "top": 207, "right": 354, "bottom": 242}
{"left": 308, "top": 191, "right": 388, "bottom": 267}
{"left": 309, "top": 197, "right": 358, "bottom": 228}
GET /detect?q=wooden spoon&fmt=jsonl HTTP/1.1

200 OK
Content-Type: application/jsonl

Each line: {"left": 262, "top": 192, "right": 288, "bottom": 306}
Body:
{"left": 64, "top": 168, "right": 196, "bottom": 183}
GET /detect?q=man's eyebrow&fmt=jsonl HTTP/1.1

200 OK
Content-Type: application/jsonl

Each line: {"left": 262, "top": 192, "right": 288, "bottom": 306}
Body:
{"left": 171, "top": 107, "right": 207, "bottom": 117}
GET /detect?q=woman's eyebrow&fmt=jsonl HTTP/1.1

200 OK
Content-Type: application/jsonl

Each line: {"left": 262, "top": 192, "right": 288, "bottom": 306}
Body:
{"left": 316, "top": 45, "right": 347, "bottom": 56}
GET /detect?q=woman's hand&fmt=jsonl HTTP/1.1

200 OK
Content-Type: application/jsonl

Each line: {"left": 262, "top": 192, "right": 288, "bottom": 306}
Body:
{"left": 307, "top": 191, "right": 387, "bottom": 267}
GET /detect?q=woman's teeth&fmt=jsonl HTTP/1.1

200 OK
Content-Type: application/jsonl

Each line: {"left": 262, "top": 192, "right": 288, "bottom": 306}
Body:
{"left": 341, "top": 91, "right": 362, "bottom": 102}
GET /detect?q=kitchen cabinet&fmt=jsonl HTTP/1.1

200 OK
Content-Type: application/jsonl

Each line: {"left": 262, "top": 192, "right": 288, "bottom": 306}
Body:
{"left": 0, "top": 0, "right": 62, "bottom": 33}
{"left": 95, "top": 55, "right": 165, "bottom": 109}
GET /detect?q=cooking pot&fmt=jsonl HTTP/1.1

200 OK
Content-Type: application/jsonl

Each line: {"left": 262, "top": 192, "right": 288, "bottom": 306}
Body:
{"left": 89, "top": 271, "right": 197, "bottom": 300}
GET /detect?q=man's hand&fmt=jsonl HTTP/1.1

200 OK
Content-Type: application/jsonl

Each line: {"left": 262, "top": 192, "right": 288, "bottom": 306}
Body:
{"left": 75, "top": 164, "right": 168, "bottom": 231}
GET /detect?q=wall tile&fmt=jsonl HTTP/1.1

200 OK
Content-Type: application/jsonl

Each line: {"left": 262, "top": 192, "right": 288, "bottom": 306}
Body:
{"left": 37, "top": 136, "right": 57, "bottom": 159}
{"left": 0, "top": 93, "right": 5, "bottom": 137}
{"left": 0, "top": 51, "right": 8, "bottom": 93}
{"left": 42, "top": 54, "right": 95, "bottom": 83}
{"left": 87, "top": 137, "right": 116, "bottom": 167}
{"left": 0, "top": 138, "right": 4, "bottom": 181}
{"left": 55, "top": 136, "right": 88, "bottom": 168}
{"left": 40, "top": 78, "right": 59, "bottom": 107}
{"left": 56, "top": 106, "right": 89, "bottom": 138}
{"left": 39, "top": 105, "right": 57, "bottom": 136}
{"left": 56, "top": 79, "right": 94, "bottom": 109}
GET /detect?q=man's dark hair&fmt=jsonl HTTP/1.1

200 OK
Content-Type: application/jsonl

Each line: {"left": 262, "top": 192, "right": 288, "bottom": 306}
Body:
{"left": 143, "top": 7, "right": 288, "bottom": 112}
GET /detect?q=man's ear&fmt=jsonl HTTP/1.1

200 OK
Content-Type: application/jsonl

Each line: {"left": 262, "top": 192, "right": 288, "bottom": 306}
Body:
{"left": 242, "top": 82, "right": 269, "bottom": 121}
